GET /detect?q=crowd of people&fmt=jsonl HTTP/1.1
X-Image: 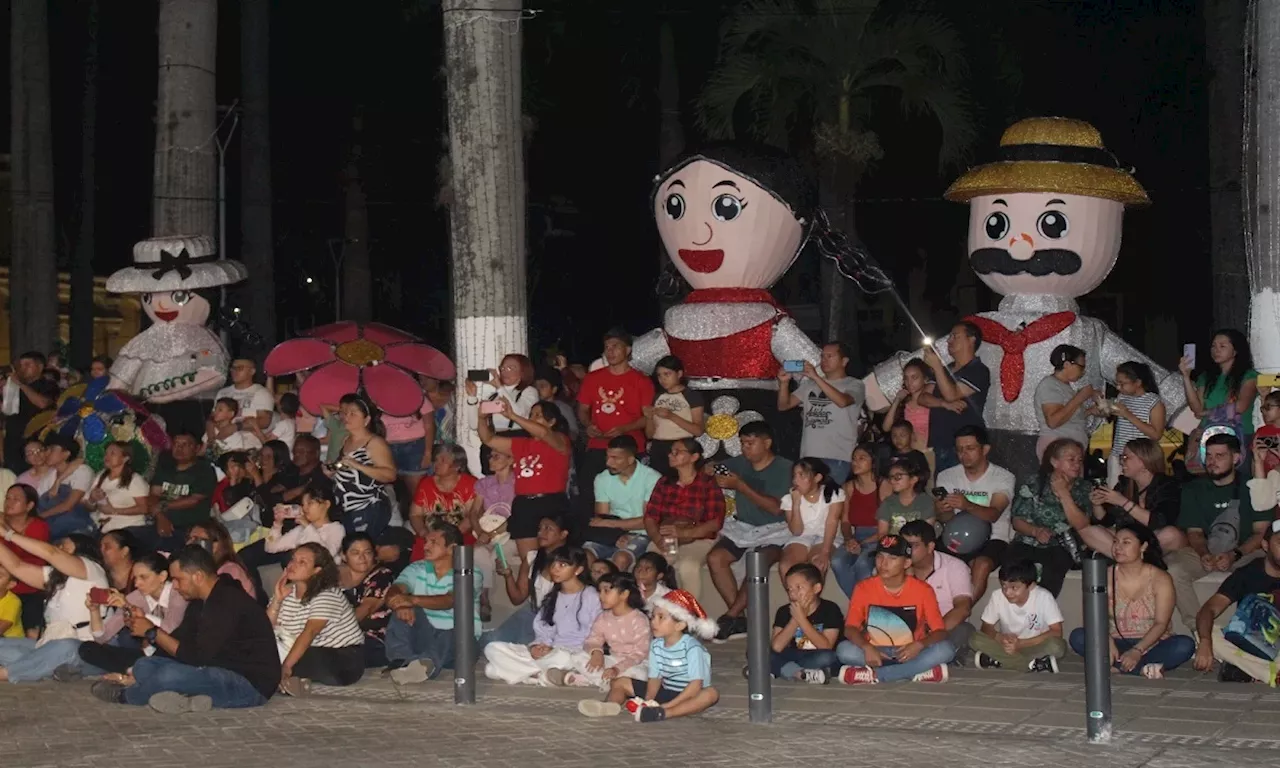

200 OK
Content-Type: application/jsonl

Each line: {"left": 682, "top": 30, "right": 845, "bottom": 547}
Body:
{"left": 0, "top": 321, "right": 1277, "bottom": 719}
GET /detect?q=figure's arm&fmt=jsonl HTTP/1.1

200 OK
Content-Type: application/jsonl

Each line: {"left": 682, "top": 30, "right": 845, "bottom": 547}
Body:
{"left": 629, "top": 328, "right": 670, "bottom": 375}
{"left": 770, "top": 317, "right": 821, "bottom": 370}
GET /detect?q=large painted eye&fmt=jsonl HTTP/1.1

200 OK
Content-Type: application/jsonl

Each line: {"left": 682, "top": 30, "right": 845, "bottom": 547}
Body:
{"left": 984, "top": 211, "right": 1010, "bottom": 241}
{"left": 171, "top": 290, "right": 192, "bottom": 305}
{"left": 140, "top": 292, "right": 153, "bottom": 305}
{"left": 664, "top": 193, "right": 685, "bottom": 220}
{"left": 712, "top": 194, "right": 744, "bottom": 221}
{"left": 1037, "top": 210, "right": 1068, "bottom": 239}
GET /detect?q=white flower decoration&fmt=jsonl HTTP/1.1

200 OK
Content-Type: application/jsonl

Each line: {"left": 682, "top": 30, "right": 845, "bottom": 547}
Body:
{"left": 696, "top": 395, "right": 764, "bottom": 458}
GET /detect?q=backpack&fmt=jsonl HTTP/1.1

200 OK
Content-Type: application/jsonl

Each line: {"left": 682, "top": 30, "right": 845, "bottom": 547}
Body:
{"left": 1224, "top": 591, "right": 1280, "bottom": 661}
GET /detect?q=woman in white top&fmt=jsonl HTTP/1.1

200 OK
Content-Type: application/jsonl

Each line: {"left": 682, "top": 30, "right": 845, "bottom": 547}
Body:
{"left": 266, "top": 482, "right": 345, "bottom": 558}
{"left": 0, "top": 525, "right": 108, "bottom": 682}
{"left": 464, "top": 353, "right": 539, "bottom": 433}
{"left": 88, "top": 442, "right": 151, "bottom": 534}
{"left": 78, "top": 551, "right": 188, "bottom": 679}
{"left": 779, "top": 457, "right": 847, "bottom": 578}
{"left": 267, "top": 542, "right": 365, "bottom": 695}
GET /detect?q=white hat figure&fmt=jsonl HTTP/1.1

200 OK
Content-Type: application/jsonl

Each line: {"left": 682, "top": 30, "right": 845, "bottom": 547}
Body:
{"left": 106, "top": 235, "right": 248, "bottom": 293}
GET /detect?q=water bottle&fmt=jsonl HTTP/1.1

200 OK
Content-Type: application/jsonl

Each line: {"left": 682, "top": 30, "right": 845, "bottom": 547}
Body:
{"left": 663, "top": 535, "right": 679, "bottom": 558}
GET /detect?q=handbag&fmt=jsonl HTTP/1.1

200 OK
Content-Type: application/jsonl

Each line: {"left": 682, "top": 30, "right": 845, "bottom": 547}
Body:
{"left": 1223, "top": 592, "right": 1280, "bottom": 661}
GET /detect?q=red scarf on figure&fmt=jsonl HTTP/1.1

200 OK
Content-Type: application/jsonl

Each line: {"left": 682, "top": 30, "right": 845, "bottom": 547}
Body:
{"left": 965, "top": 312, "right": 1077, "bottom": 402}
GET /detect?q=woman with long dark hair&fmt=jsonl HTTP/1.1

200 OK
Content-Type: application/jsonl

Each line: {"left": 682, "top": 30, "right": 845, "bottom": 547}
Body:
{"left": 1180, "top": 328, "right": 1258, "bottom": 472}
{"left": 1107, "top": 361, "right": 1165, "bottom": 486}
{"left": 339, "top": 532, "right": 394, "bottom": 669}
{"left": 77, "top": 551, "right": 187, "bottom": 680}
{"left": 0, "top": 521, "right": 107, "bottom": 681}
{"left": 644, "top": 355, "right": 705, "bottom": 478}
{"left": 2, "top": 484, "right": 50, "bottom": 638}
{"left": 778, "top": 457, "right": 845, "bottom": 578}
{"left": 831, "top": 443, "right": 891, "bottom": 597}
{"left": 486, "top": 512, "right": 573, "bottom": 647}
{"left": 268, "top": 542, "right": 366, "bottom": 695}
{"left": 1005, "top": 438, "right": 1092, "bottom": 596}
{"left": 1067, "top": 523, "right": 1194, "bottom": 678}
{"left": 327, "top": 393, "right": 396, "bottom": 538}
{"left": 477, "top": 399, "right": 572, "bottom": 561}
{"left": 99, "top": 530, "right": 140, "bottom": 592}
{"left": 88, "top": 442, "right": 150, "bottom": 535}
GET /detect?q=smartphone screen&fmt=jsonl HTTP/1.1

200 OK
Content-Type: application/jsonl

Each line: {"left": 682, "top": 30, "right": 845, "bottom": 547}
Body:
{"left": 783, "top": 360, "right": 805, "bottom": 373}
{"left": 467, "top": 369, "right": 491, "bottom": 382}
{"left": 479, "top": 401, "right": 504, "bottom": 415}
{"left": 1182, "top": 343, "right": 1196, "bottom": 369}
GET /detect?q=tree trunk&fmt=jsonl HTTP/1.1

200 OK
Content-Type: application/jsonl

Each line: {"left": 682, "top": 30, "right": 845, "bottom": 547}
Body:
{"left": 1249, "top": 0, "right": 1280, "bottom": 375}
{"left": 1206, "top": 0, "right": 1249, "bottom": 331}
{"left": 10, "top": 0, "right": 58, "bottom": 359}
{"left": 152, "top": 0, "right": 217, "bottom": 238}
{"left": 656, "top": 20, "right": 683, "bottom": 313}
{"left": 340, "top": 115, "right": 372, "bottom": 323}
{"left": 818, "top": 161, "right": 859, "bottom": 360}
{"left": 443, "top": 0, "right": 527, "bottom": 470}
{"left": 238, "top": 0, "right": 276, "bottom": 350}
{"left": 70, "top": 0, "right": 99, "bottom": 371}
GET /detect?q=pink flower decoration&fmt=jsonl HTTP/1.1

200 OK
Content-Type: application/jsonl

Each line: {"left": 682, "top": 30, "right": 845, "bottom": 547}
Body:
{"left": 263, "top": 321, "right": 455, "bottom": 417}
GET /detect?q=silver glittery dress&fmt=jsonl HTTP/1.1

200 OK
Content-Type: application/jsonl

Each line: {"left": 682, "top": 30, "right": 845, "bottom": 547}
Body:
{"left": 871, "top": 294, "right": 1186, "bottom": 472}
{"left": 110, "top": 323, "right": 229, "bottom": 402}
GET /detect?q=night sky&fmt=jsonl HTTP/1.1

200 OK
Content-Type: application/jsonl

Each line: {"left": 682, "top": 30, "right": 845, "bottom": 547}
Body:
{"left": 4, "top": 0, "right": 1211, "bottom": 366}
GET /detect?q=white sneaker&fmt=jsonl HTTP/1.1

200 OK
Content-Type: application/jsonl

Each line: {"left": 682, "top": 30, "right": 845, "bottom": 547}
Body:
{"left": 390, "top": 659, "right": 435, "bottom": 686}
{"left": 578, "top": 699, "right": 623, "bottom": 717}
{"left": 799, "top": 668, "right": 829, "bottom": 685}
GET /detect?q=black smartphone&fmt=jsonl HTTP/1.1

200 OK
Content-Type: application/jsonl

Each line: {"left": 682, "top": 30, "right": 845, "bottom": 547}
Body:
{"left": 467, "top": 369, "right": 490, "bottom": 382}
{"left": 931, "top": 487, "right": 948, "bottom": 500}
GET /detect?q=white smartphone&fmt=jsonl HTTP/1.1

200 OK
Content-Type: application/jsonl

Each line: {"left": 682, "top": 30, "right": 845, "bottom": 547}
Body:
{"left": 1182, "top": 343, "right": 1196, "bottom": 369}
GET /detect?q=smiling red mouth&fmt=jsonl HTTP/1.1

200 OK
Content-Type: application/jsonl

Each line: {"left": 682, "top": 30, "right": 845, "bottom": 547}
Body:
{"left": 154, "top": 310, "right": 179, "bottom": 322}
{"left": 677, "top": 249, "right": 724, "bottom": 273}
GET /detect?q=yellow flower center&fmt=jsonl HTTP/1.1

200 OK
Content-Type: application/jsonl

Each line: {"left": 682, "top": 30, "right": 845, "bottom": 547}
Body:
{"left": 705, "top": 413, "right": 739, "bottom": 441}
{"left": 78, "top": 404, "right": 95, "bottom": 418}
{"left": 334, "top": 339, "right": 385, "bottom": 367}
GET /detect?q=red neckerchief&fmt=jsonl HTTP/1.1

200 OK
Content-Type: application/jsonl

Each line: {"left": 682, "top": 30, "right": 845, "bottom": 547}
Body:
{"left": 965, "top": 312, "right": 1077, "bottom": 403}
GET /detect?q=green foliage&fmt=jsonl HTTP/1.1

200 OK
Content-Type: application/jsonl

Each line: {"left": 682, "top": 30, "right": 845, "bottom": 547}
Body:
{"left": 695, "top": 0, "right": 978, "bottom": 174}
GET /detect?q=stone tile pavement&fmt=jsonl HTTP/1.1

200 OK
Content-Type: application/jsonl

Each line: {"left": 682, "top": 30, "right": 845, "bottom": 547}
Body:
{"left": 7, "top": 640, "right": 1280, "bottom": 767}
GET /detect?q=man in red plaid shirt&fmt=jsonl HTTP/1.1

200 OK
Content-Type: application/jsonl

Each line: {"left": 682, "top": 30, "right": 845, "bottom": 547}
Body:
{"left": 643, "top": 439, "right": 726, "bottom": 601}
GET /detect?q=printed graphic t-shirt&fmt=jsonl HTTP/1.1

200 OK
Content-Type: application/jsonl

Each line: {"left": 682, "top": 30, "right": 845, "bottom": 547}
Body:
{"left": 509, "top": 437, "right": 570, "bottom": 497}
{"left": 578, "top": 367, "right": 655, "bottom": 451}
{"left": 773, "top": 598, "right": 844, "bottom": 650}
{"left": 846, "top": 576, "right": 944, "bottom": 646}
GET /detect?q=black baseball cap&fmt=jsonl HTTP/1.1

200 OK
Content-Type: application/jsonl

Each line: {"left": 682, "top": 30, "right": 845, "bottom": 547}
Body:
{"left": 877, "top": 534, "right": 912, "bottom": 558}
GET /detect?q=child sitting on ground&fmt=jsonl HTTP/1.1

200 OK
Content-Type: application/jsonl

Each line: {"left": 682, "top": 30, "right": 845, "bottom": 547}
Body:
{"left": 485, "top": 545, "right": 601, "bottom": 685}
{"left": 632, "top": 551, "right": 675, "bottom": 612}
{"left": 770, "top": 563, "right": 843, "bottom": 684}
{"left": 547, "top": 572, "right": 650, "bottom": 688}
{"left": 578, "top": 588, "right": 718, "bottom": 722}
{"left": 971, "top": 559, "right": 1068, "bottom": 673}
{"left": 0, "top": 565, "right": 23, "bottom": 638}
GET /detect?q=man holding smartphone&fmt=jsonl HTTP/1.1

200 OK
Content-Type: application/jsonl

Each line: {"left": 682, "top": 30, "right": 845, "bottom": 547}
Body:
{"left": 776, "top": 342, "right": 864, "bottom": 484}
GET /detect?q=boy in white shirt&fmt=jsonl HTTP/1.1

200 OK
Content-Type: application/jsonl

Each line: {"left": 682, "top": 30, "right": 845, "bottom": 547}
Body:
{"left": 970, "top": 558, "right": 1067, "bottom": 672}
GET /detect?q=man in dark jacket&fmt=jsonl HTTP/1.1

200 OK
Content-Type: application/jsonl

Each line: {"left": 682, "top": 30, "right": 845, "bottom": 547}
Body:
{"left": 91, "top": 545, "right": 280, "bottom": 713}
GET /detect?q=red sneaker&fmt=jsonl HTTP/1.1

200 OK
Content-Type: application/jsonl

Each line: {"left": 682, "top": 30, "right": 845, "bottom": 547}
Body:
{"left": 838, "top": 665, "right": 877, "bottom": 685}
{"left": 911, "top": 664, "right": 949, "bottom": 683}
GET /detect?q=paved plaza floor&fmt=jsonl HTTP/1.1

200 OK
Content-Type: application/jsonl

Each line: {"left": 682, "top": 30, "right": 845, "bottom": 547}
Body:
{"left": 8, "top": 640, "right": 1280, "bottom": 767}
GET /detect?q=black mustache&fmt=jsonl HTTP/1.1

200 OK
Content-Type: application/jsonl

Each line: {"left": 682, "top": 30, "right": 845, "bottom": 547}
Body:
{"left": 970, "top": 248, "right": 1082, "bottom": 276}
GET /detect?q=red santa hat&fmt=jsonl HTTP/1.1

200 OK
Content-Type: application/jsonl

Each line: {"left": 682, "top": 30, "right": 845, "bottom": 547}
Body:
{"left": 650, "top": 589, "right": 716, "bottom": 639}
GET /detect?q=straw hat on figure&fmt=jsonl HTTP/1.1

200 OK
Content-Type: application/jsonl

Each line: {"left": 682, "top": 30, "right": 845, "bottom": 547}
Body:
{"left": 105, "top": 235, "right": 247, "bottom": 405}
{"left": 864, "top": 118, "right": 1190, "bottom": 475}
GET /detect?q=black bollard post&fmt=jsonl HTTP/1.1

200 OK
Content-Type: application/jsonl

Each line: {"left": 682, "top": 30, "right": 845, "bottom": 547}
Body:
{"left": 1082, "top": 553, "right": 1112, "bottom": 743}
{"left": 746, "top": 549, "right": 772, "bottom": 724}
{"left": 453, "top": 544, "right": 476, "bottom": 705}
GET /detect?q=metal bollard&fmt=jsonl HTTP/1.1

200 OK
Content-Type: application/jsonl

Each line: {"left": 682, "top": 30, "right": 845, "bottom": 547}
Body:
{"left": 745, "top": 549, "right": 772, "bottom": 723}
{"left": 1082, "top": 553, "right": 1112, "bottom": 743}
{"left": 453, "top": 544, "right": 476, "bottom": 705}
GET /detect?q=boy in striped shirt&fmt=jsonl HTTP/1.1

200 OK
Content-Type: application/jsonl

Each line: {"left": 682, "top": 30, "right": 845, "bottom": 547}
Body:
{"left": 578, "top": 588, "right": 719, "bottom": 721}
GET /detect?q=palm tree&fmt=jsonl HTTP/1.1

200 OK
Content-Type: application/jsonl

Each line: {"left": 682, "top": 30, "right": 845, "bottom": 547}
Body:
{"left": 152, "top": 0, "right": 217, "bottom": 238}
{"left": 695, "top": 0, "right": 977, "bottom": 356}
{"left": 239, "top": 0, "right": 277, "bottom": 349}
{"left": 10, "top": 0, "right": 58, "bottom": 359}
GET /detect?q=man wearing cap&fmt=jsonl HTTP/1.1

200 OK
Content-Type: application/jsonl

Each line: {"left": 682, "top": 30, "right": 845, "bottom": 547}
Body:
{"left": 836, "top": 533, "right": 955, "bottom": 684}
{"left": 863, "top": 118, "right": 1189, "bottom": 477}
{"left": 1192, "top": 518, "right": 1280, "bottom": 683}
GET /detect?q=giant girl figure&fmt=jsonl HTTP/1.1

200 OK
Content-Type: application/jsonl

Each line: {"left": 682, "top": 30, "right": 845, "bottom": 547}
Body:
{"left": 629, "top": 144, "right": 890, "bottom": 458}
{"left": 864, "top": 118, "right": 1191, "bottom": 476}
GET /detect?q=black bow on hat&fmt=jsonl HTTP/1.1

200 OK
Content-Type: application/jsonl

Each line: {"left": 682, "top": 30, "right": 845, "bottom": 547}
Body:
{"left": 149, "top": 247, "right": 217, "bottom": 281}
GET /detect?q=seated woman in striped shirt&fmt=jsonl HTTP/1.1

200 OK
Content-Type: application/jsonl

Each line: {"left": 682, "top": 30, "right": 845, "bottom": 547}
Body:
{"left": 268, "top": 542, "right": 366, "bottom": 696}
{"left": 579, "top": 588, "right": 719, "bottom": 722}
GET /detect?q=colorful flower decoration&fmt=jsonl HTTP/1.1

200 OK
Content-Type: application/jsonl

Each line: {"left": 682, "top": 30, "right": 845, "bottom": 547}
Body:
{"left": 26, "top": 377, "right": 170, "bottom": 472}
{"left": 696, "top": 395, "right": 764, "bottom": 458}
{"left": 263, "top": 321, "right": 455, "bottom": 418}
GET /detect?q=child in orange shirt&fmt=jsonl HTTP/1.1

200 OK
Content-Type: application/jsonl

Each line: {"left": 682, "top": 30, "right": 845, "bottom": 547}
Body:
{"left": 836, "top": 534, "right": 955, "bottom": 684}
